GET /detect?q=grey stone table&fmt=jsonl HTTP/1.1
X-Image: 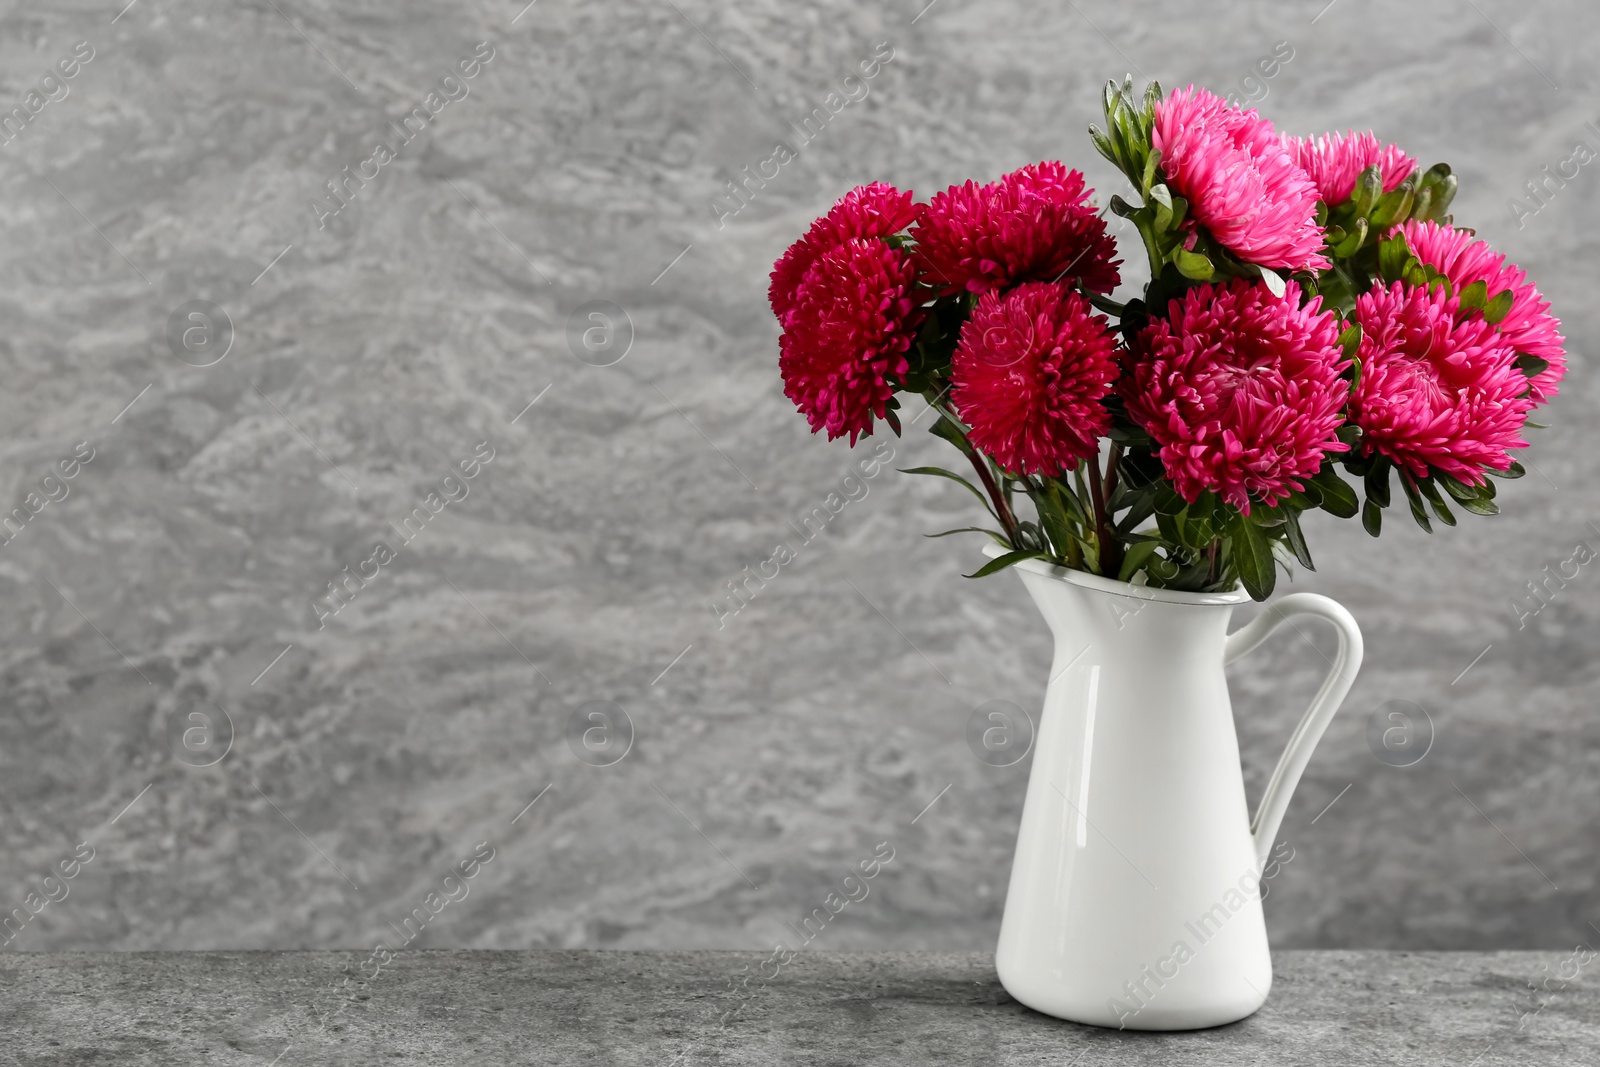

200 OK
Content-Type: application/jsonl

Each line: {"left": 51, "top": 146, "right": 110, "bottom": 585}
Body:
{"left": 1, "top": 951, "right": 1593, "bottom": 1065}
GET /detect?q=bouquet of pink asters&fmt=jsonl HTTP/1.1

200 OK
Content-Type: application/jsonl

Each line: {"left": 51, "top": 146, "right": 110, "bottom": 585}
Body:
{"left": 767, "top": 79, "right": 1564, "bottom": 600}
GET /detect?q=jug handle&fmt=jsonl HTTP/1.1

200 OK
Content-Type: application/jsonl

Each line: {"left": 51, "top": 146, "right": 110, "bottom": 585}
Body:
{"left": 1224, "top": 593, "right": 1364, "bottom": 865}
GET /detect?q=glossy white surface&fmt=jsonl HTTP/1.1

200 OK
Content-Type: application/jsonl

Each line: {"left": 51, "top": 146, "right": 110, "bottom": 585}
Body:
{"left": 991, "top": 551, "right": 1362, "bottom": 1029}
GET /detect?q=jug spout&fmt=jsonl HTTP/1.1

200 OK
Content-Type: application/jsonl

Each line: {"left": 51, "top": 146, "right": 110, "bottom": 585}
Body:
{"left": 1006, "top": 553, "right": 1247, "bottom": 664}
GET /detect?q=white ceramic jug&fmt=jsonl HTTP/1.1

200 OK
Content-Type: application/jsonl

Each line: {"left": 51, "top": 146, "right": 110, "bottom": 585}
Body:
{"left": 988, "top": 549, "right": 1363, "bottom": 1030}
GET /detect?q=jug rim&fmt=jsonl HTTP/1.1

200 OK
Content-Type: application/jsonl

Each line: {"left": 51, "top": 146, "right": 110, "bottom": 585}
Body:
{"left": 981, "top": 543, "right": 1253, "bottom": 606}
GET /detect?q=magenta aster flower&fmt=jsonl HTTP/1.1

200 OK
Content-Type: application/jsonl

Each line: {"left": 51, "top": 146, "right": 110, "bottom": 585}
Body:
{"left": 1350, "top": 281, "right": 1532, "bottom": 484}
{"left": 912, "top": 161, "right": 1121, "bottom": 297}
{"left": 1153, "top": 86, "right": 1329, "bottom": 272}
{"left": 1121, "top": 279, "right": 1349, "bottom": 513}
{"left": 1400, "top": 219, "right": 1566, "bottom": 403}
{"left": 1282, "top": 130, "right": 1416, "bottom": 206}
{"left": 950, "top": 282, "right": 1118, "bottom": 475}
{"left": 769, "top": 182, "right": 920, "bottom": 328}
{"left": 779, "top": 238, "right": 924, "bottom": 444}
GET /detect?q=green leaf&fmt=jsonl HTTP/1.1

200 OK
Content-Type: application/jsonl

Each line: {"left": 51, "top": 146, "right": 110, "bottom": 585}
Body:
{"left": 1056, "top": 477, "right": 1091, "bottom": 526}
{"left": 1143, "top": 78, "right": 1163, "bottom": 112}
{"left": 1117, "top": 539, "right": 1161, "bottom": 582}
{"left": 1452, "top": 483, "right": 1497, "bottom": 518}
{"left": 1174, "top": 247, "right": 1214, "bottom": 280}
{"left": 1168, "top": 195, "right": 1188, "bottom": 230}
{"left": 1515, "top": 353, "right": 1550, "bottom": 379}
{"left": 1035, "top": 484, "right": 1074, "bottom": 559}
{"left": 1147, "top": 553, "right": 1180, "bottom": 581}
{"left": 1483, "top": 289, "right": 1515, "bottom": 325}
{"left": 1399, "top": 474, "right": 1433, "bottom": 532}
{"left": 1142, "top": 147, "right": 1161, "bottom": 195}
{"left": 1331, "top": 217, "right": 1368, "bottom": 258}
{"left": 927, "top": 411, "right": 971, "bottom": 447}
{"left": 1251, "top": 504, "right": 1288, "bottom": 529}
{"left": 1258, "top": 266, "right": 1286, "bottom": 299}
{"left": 1353, "top": 165, "right": 1384, "bottom": 216}
{"left": 1487, "top": 460, "right": 1526, "bottom": 479}
{"left": 1378, "top": 232, "right": 1410, "bottom": 281}
{"left": 1364, "top": 461, "right": 1392, "bottom": 509}
{"left": 1114, "top": 488, "right": 1158, "bottom": 535}
{"left": 1428, "top": 172, "right": 1458, "bottom": 217}
{"left": 1150, "top": 183, "right": 1174, "bottom": 230}
{"left": 1314, "top": 468, "right": 1360, "bottom": 518}
{"left": 1088, "top": 124, "right": 1118, "bottom": 167}
{"left": 1439, "top": 475, "right": 1483, "bottom": 503}
{"left": 1153, "top": 484, "right": 1188, "bottom": 516}
{"left": 965, "top": 549, "right": 1046, "bottom": 579}
{"left": 1337, "top": 323, "right": 1363, "bottom": 360}
{"left": 1458, "top": 279, "right": 1489, "bottom": 313}
{"left": 1281, "top": 508, "right": 1315, "bottom": 569}
{"left": 925, "top": 526, "right": 1012, "bottom": 546}
{"left": 1417, "top": 477, "right": 1457, "bottom": 527}
{"left": 1362, "top": 498, "right": 1383, "bottom": 538}
{"left": 1109, "top": 194, "right": 1140, "bottom": 219}
{"left": 1436, "top": 474, "right": 1497, "bottom": 514}
{"left": 1409, "top": 185, "right": 1434, "bottom": 223}
{"left": 1369, "top": 183, "right": 1415, "bottom": 229}
{"left": 1230, "top": 515, "right": 1276, "bottom": 601}
{"left": 1013, "top": 520, "right": 1046, "bottom": 552}
{"left": 899, "top": 466, "right": 997, "bottom": 519}
{"left": 1155, "top": 509, "right": 1181, "bottom": 546}
{"left": 1107, "top": 423, "right": 1155, "bottom": 448}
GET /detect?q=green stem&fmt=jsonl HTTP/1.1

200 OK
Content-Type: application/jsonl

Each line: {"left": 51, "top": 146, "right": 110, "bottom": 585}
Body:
{"left": 935, "top": 398, "right": 1018, "bottom": 541}
{"left": 966, "top": 448, "right": 1018, "bottom": 542}
{"left": 1135, "top": 215, "right": 1165, "bottom": 280}
{"left": 1087, "top": 457, "right": 1122, "bottom": 578}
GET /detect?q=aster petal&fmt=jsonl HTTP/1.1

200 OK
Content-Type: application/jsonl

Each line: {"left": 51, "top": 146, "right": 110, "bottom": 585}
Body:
{"left": 769, "top": 182, "right": 921, "bottom": 327}
{"left": 1400, "top": 220, "right": 1566, "bottom": 403}
{"left": 1282, "top": 130, "right": 1416, "bottom": 206}
{"left": 950, "top": 282, "right": 1118, "bottom": 475}
{"left": 779, "top": 238, "right": 924, "bottom": 444}
{"left": 1121, "top": 279, "right": 1349, "bottom": 512}
{"left": 1350, "top": 281, "right": 1532, "bottom": 481}
{"left": 912, "top": 161, "right": 1121, "bottom": 297}
{"left": 1153, "top": 87, "right": 1330, "bottom": 272}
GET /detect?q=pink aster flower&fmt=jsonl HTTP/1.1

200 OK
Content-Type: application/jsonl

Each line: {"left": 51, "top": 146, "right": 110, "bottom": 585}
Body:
{"left": 912, "top": 161, "right": 1121, "bottom": 297}
{"left": 1153, "top": 86, "right": 1329, "bottom": 272}
{"left": 779, "top": 238, "right": 924, "bottom": 444}
{"left": 1282, "top": 130, "right": 1416, "bottom": 206}
{"left": 1121, "top": 279, "right": 1349, "bottom": 513}
{"left": 1350, "top": 281, "right": 1531, "bottom": 483}
{"left": 950, "top": 283, "right": 1118, "bottom": 475}
{"left": 1400, "top": 219, "right": 1566, "bottom": 403}
{"left": 769, "top": 182, "right": 920, "bottom": 328}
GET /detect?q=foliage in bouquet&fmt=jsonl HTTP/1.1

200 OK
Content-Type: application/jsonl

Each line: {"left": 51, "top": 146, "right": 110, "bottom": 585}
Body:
{"left": 768, "top": 78, "right": 1565, "bottom": 600}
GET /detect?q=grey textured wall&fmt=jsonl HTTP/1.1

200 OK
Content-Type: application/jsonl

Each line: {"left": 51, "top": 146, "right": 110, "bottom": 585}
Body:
{"left": 0, "top": 0, "right": 1593, "bottom": 955}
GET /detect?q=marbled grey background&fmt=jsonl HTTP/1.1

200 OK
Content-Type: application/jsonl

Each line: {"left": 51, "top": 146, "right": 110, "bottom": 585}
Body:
{"left": 0, "top": 0, "right": 1592, "bottom": 956}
